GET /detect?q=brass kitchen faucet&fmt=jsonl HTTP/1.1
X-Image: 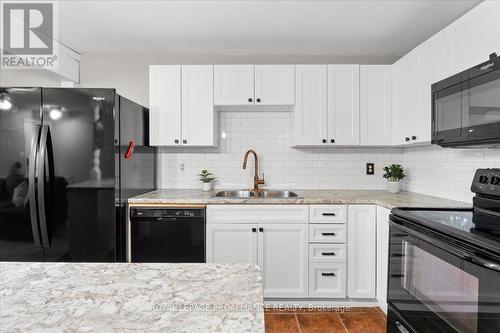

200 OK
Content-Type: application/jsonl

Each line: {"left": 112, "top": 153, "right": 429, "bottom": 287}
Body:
{"left": 242, "top": 149, "right": 265, "bottom": 192}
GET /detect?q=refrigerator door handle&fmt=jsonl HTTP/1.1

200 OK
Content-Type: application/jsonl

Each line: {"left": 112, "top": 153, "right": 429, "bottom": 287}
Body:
{"left": 37, "top": 125, "right": 52, "bottom": 248}
{"left": 28, "top": 124, "right": 42, "bottom": 248}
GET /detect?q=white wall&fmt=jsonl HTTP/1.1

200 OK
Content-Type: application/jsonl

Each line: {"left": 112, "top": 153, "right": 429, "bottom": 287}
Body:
{"left": 160, "top": 111, "right": 402, "bottom": 190}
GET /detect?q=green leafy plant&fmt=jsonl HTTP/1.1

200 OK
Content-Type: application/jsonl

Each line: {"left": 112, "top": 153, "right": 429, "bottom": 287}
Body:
{"left": 383, "top": 164, "right": 406, "bottom": 182}
{"left": 198, "top": 170, "right": 216, "bottom": 183}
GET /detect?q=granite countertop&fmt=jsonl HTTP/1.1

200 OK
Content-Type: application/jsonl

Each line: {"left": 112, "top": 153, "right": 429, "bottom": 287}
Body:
{"left": 0, "top": 262, "right": 264, "bottom": 333}
{"left": 128, "top": 189, "right": 470, "bottom": 210}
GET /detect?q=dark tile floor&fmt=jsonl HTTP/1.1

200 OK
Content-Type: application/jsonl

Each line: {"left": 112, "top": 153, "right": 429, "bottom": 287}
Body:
{"left": 265, "top": 307, "right": 386, "bottom": 333}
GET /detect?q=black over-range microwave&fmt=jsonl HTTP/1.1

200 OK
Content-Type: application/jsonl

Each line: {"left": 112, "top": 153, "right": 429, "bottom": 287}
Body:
{"left": 432, "top": 53, "right": 500, "bottom": 148}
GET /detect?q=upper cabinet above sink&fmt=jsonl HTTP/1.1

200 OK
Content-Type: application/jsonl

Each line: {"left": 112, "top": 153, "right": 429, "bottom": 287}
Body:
{"left": 214, "top": 65, "right": 295, "bottom": 106}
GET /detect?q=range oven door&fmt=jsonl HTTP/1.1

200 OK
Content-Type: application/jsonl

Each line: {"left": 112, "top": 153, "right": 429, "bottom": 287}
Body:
{"left": 388, "top": 216, "right": 500, "bottom": 333}
{"left": 432, "top": 57, "right": 500, "bottom": 147}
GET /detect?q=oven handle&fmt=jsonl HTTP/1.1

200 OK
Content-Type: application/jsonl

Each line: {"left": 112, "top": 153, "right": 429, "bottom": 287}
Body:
{"left": 391, "top": 217, "right": 500, "bottom": 273}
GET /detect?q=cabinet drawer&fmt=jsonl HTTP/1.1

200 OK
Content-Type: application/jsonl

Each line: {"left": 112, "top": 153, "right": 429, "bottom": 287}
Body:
{"left": 309, "top": 244, "right": 346, "bottom": 262}
{"left": 207, "top": 205, "right": 308, "bottom": 224}
{"left": 309, "top": 224, "right": 346, "bottom": 243}
{"left": 309, "top": 263, "right": 346, "bottom": 298}
{"left": 309, "top": 205, "right": 347, "bottom": 223}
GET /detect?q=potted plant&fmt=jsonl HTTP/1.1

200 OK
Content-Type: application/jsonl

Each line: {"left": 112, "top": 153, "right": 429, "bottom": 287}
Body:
{"left": 383, "top": 164, "right": 406, "bottom": 194}
{"left": 198, "top": 169, "right": 216, "bottom": 192}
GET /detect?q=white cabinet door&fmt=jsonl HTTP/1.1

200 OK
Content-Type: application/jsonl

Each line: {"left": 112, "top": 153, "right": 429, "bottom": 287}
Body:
{"left": 181, "top": 65, "right": 216, "bottom": 146}
{"left": 360, "top": 65, "right": 392, "bottom": 145}
{"left": 376, "top": 206, "right": 390, "bottom": 313}
{"left": 444, "top": 1, "right": 500, "bottom": 75}
{"left": 258, "top": 224, "right": 308, "bottom": 298}
{"left": 327, "top": 65, "right": 360, "bottom": 145}
{"left": 206, "top": 224, "right": 257, "bottom": 264}
{"left": 392, "top": 53, "right": 419, "bottom": 145}
{"left": 149, "top": 65, "right": 181, "bottom": 146}
{"left": 214, "top": 65, "right": 254, "bottom": 105}
{"left": 414, "top": 31, "right": 447, "bottom": 144}
{"left": 293, "top": 65, "right": 328, "bottom": 146}
{"left": 347, "top": 205, "right": 376, "bottom": 299}
{"left": 254, "top": 65, "right": 295, "bottom": 105}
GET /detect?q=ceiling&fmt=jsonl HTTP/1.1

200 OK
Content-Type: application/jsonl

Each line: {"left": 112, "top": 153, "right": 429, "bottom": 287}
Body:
{"left": 58, "top": 0, "right": 481, "bottom": 59}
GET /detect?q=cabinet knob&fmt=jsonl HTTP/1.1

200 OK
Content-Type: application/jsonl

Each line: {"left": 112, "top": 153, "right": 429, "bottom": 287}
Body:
{"left": 183, "top": 139, "right": 187, "bottom": 144}
{"left": 252, "top": 228, "right": 257, "bottom": 233}
{"left": 256, "top": 98, "right": 261, "bottom": 103}
{"left": 259, "top": 227, "right": 264, "bottom": 232}
{"left": 322, "top": 139, "right": 327, "bottom": 143}
{"left": 405, "top": 137, "right": 410, "bottom": 142}
{"left": 174, "top": 139, "right": 179, "bottom": 144}
{"left": 248, "top": 98, "right": 253, "bottom": 103}
{"left": 411, "top": 136, "right": 417, "bottom": 140}
{"left": 330, "top": 139, "right": 335, "bottom": 144}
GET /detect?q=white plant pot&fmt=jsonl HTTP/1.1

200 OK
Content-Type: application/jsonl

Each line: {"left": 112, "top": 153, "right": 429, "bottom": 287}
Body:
{"left": 387, "top": 180, "right": 400, "bottom": 194}
{"left": 202, "top": 182, "right": 212, "bottom": 192}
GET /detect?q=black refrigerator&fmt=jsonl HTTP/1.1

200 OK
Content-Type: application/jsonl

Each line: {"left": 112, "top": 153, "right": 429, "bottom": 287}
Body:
{"left": 0, "top": 87, "right": 156, "bottom": 262}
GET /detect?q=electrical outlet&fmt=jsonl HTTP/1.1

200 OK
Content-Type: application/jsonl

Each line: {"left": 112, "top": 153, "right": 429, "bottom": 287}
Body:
{"left": 366, "top": 163, "right": 375, "bottom": 175}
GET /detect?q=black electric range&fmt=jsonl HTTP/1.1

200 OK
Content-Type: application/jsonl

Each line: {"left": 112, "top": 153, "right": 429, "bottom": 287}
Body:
{"left": 387, "top": 169, "right": 500, "bottom": 333}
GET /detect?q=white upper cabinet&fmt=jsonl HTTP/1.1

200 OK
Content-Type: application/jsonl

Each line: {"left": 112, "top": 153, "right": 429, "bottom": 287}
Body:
{"left": 414, "top": 31, "right": 447, "bottom": 144}
{"left": 181, "top": 65, "right": 216, "bottom": 146}
{"left": 254, "top": 65, "right": 295, "bottom": 105}
{"left": 444, "top": 1, "right": 500, "bottom": 75}
{"left": 328, "top": 65, "right": 360, "bottom": 145}
{"left": 392, "top": 52, "right": 419, "bottom": 145}
{"left": 149, "top": 65, "right": 216, "bottom": 147}
{"left": 214, "top": 65, "right": 255, "bottom": 105}
{"left": 293, "top": 65, "right": 328, "bottom": 146}
{"left": 149, "top": 65, "right": 181, "bottom": 146}
{"left": 360, "top": 65, "right": 392, "bottom": 145}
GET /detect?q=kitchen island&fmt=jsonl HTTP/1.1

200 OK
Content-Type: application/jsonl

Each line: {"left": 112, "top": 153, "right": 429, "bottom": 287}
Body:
{"left": 0, "top": 262, "right": 264, "bottom": 333}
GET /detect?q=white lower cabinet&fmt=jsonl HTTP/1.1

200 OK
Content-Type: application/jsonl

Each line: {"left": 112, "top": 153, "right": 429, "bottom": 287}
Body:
{"left": 309, "top": 244, "right": 346, "bottom": 263}
{"left": 206, "top": 224, "right": 258, "bottom": 264}
{"left": 376, "top": 206, "right": 391, "bottom": 312}
{"left": 206, "top": 205, "right": 308, "bottom": 298}
{"left": 259, "top": 224, "right": 308, "bottom": 298}
{"left": 347, "top": 205, "right": 376, "bottom": 299}
{"left": 207, "top": 204, "right": 378, "bottom": 301}
{"left": 309, "top": 224, "right": 346, "bottom": 243}
{"left": 309, "top": 263, "right": 347, "bottom": 298}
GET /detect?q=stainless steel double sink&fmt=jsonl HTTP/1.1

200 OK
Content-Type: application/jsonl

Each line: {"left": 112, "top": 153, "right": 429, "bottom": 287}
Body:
{"left": 213, "top": 190, "right": 301, "bottom": 199}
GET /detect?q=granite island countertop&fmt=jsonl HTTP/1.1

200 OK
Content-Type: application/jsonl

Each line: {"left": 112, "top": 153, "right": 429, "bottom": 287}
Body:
{"left": 0, "top": 262, "right": 264, "bottom": 333}
{"left": 128, "top": 189, "right": 470, "bottom": 210}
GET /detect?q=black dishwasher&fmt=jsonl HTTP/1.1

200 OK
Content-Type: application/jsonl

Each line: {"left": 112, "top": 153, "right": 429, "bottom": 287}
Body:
{"left": 130, "top": 208, "right": 205, "bottom": 263}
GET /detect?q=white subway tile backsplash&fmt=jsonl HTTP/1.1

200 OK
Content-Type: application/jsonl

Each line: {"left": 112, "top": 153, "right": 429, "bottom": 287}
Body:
{"left": 157, "top": 111, "right": 500, "bottom": 203}
{"left": 402, "top": 145, "right": 500, "bottom": 203}
{"left": 158, "top": 112, "right": 402, "bottom": 190}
